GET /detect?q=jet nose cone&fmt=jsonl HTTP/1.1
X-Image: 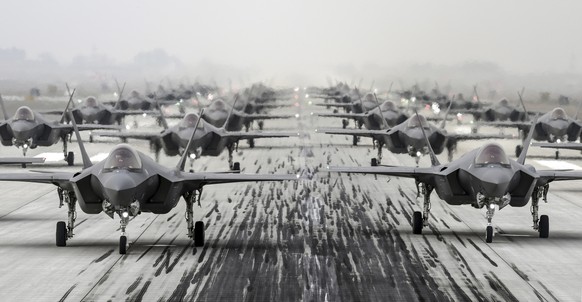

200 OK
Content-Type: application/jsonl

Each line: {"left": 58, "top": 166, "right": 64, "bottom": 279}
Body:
{"left": 478, "top": 169, "right": 514, "bottom": 198}
{"left": 102, "top": 173, "right": 138, "bottom": 207}
{"left": 546, "top": 120, "right": 570, "bottom": 137}
{"left": 11, "top": 122, "right": 35, "bottom": 140}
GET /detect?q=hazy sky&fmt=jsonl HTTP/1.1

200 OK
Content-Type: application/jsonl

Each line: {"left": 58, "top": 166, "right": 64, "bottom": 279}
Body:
{"left": 1, "top": 0, "right": 581, "bottom": 74}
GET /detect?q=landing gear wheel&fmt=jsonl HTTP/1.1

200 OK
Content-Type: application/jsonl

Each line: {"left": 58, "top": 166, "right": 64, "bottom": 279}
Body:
{"left": 555, "top": 151, "right": 559, "bottom": 160}
{"left": 258, "top": 121, "right": 264, "bottom": 130}
{"left": 89, "top": 135, "right": 94, "bottom": 143}
{"left": 539, "top": 215, "right": 549, "bottom": 238}
{"left": 66, "top": 152, "right": 74, "bottom": 166}
{"left": 342, "top": 119, "right": 348, "bottom": 129}
{"left": 194, "top": 221, "right": 205, "bottom": 247}
{"left": 232, "top": 162, "right": 240, "bottom": 171}
{"left": 119, "top": 235, "right": 127, "bottom": 254}
{"left": 412, "top": 211, "right": 423, "bottom": 234}
{"left": 485, "top": 225, "right": 493, "bottom": 243}
{"left": 21, "top": 163, "right": 26, "bottom": 168}
{"left": 371, "top": 158, "right": 378, "bottom": 166}
{"left": 248, "top": 138, "right": 255, "bottom": 148}
{"left": 352, "top": 135, "right": 358, "bottom": 146}
{"left": 56, "top": 221, "right": 67, "bottom": 247}
{"left": 515, "top": 145, "right": 523, "bottom": 158}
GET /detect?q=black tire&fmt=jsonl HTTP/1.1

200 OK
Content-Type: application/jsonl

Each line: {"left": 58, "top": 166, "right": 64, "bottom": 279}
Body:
{"left": 539, "top": 215, "right": 549, "bottom": 238}
{"left": 371, "top": 158, "right": 378, "bottom": 166}
{"left": 56, "top": 221, "right": 67, "bottom": 247}
{"left": 515, "top": 145, "right": 523, "bottom": 158}
{"left": 258, "top": 121, "right": 264, "bottom": 130}
{"left": 412, "top": 211, "right": 423, "bottom": 234}
{"left": 485, "top": 225, "right": 493, "bottom": 243}
{"left": 194, "top": 221, "right": 205, "bottom": 247}
{"left": 248, "top": 138, "right": 255, "bottom": 148}
{"left": 342, "top": 119, "right": 348, "bottom": 129}
{"left": 119, "top": 235, "right": 127, "bottom": 254}
{"left": 67, "top": 152, "right": 74, "bottom": 166}
{"left": 89, "top": 135, "right": 94, "bottom": 143}
{"left": 232, "top": 162, "right": 241, "bottom": 171}
{"left": 21, "top": 163, "right": 26, "bottom": 168}
{"left": 352, "top": 135, "right": 358, "bottom": 146}
{"left": 555, "top": 151, "right": 559, "bottom": 160}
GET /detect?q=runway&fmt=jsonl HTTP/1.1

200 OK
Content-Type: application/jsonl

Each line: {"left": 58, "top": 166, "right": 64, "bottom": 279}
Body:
{"left": 1, "top": 99, "right": 582, "bottom": 301}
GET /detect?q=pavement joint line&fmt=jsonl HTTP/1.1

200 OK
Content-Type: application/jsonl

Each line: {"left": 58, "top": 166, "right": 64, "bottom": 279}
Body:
{"left": 0, "top": 187, "right": 54, "bottom": 220}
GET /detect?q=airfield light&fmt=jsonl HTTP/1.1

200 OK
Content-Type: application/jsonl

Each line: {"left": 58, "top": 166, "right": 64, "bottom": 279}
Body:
{"left": 125, "top": 125, "right": 131, "bottom": 130}
{"left": 295, "top": 113, "right": 300, "bottom": 118}
{"left": 557, "top": 139, "right": 562, "bottom": 143}
{"left": 294, "top": 87, "right": 299, "bottom": 92}
{"left": 305, "top": 94, "right": 310, "bottom": 98}
{"left": 308, "top": 100, "right": 312, "bottom": 105}
{"left": 113, "top": 92, "right": 118, "bottom": 98}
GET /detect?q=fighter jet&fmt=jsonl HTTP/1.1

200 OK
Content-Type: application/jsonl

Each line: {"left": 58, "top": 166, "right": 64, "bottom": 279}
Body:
{"left": 475, "top": 91, "right": 580, "bottom": 158}
{"left": 0, "top": 92, "right": 118, "bottom": 165}
{"left": 92, "top": 108, "right": 298, "bottom": 170}
{"left": 0, "top": 111, "right": 297, "bottom": 254}
{"left": 201, "top": 98, "right": 293, "bottom": 132}
{"left": 318, "top": 106, "right": 511, "bottom": 165}
{"left": 317, "top": 99, "right": 407, "bottom": 130}
{"left": 328, "top": 118, "right": 582, "bottom": 243}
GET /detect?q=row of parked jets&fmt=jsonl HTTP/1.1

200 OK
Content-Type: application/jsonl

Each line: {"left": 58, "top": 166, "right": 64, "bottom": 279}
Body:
{"left": 0, "top": 82, "right": 580, "bottom": 254}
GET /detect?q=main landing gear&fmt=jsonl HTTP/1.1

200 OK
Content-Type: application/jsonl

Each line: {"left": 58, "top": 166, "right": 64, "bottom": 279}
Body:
{"left": 55, "top": 188, "right": 77, "bottom": 247}
{"left": 185, "top": 190, "right": 205, "bottom": 247}
{"left": 370, "top": 140, "right": 384, "bottom": 166}
{"left": 62, "top": 135, "right": 74, "bottom": 166}
{"left": 227, "top": 143, "right": 241, "bottom": 172}
{"left": 411, "top": 182, "right": 433, "bottom": 235}
{"left": 532, "top": 185, "right": 550, "bottom": 238}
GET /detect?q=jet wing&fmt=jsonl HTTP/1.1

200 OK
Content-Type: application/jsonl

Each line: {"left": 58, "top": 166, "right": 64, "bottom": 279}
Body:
{"left": 327, "top": 166, "right": 440, "bottom": 181}
{"left": 241, "top": 113, "right": 294, "bottom": 120}
{"left": 51, "top": 124, "right": 122, "bottom": 132}
{"left": 0, "top": 171, "right": 74, "bottom": 189}
{"left": 316, "top": 113, "right": 367, "bottom": 119}
{"left": 313, "top": 103, "right": 353, "bottom": 108}
{"left": 91, "top": 130, "right": 160, "bottom": 141}
{"left": 111, "top": 110, "right": 158, "bottom": 116}
{"left": 220, "top": 131, "right": 299, "bottom": 140}
{"left": 478, "top": 121, "right": 530, "bottom": 128}
{"left": 450, "top": 133, "right": 517, "bottom": 141}
{"left": 536, "top": 170, "right": 582, "bottom": 186}
{"left": 532, "top": 142, "right": 582, "bottom": 150}
{"left": 317, "top": 128, "right": 390, "bottom": 138}
{"left": 0, "top": 157, "right": 45, "bottom": 165}
{"left": 179, "top": 172, "right": 298, "bottom": 190}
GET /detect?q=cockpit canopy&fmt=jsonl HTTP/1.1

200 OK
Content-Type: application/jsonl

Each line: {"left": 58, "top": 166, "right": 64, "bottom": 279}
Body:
{"left": 380, "top": 101, "right": 396, "bottom": 111}
{"left": 550, "top": 107, "right": 567, "bottom": 120}
{"left": 407, "top": 114, "right": 429, "bottom": 128}
{"left": 475, "top": 144, "right": 510, "bottom": 166}
{"left": 13, "top": 106, "right": 35, "bottom": 121}
{"left": 85, "top": 97, "right": 98, "bottom": 108}
{"left": 209, "top": 99, "right": 227, "bottom": 111}
{"left": 129, "top": 90, "right": 140, "bottom": 98}
{"left": 103, "top": 144, "right": 142, "bottom": 170}
{"left": 498, "top": 99, "right": 509, "bottom": 106}
{"left": 180, "top": 113, "right": 204, "bottom": 128}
